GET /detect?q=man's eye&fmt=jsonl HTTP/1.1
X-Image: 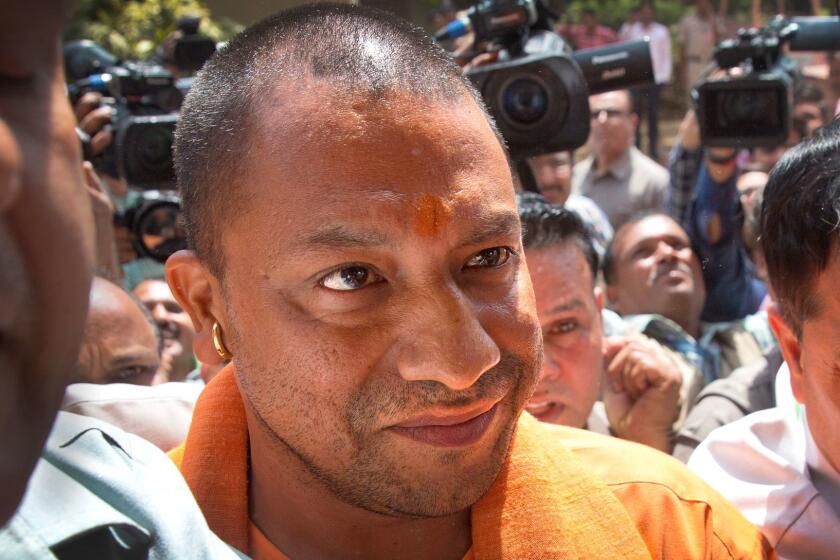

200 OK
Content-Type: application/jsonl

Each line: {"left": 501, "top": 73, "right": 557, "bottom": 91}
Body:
{"left": 464, "top": 247, "right": 515, "bottom": 269}
{"left": 547, "top": 320, "right": 577, "bottom": 335}
{"left": 108, "top": 366, "right": 155, "bottom": 383}
{"left": 320, "top": 266, "right": 383, "bottom": 291}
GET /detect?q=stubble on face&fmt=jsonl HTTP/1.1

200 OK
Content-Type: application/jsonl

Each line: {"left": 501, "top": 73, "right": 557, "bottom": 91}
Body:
{"left": 215, "top": 84, "right": 542, "bottom": 520}
{"left": 237, "top": 347, "right": 537, "bottom": 518}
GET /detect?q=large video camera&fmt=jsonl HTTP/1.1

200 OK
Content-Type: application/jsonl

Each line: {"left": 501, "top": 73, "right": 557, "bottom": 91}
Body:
{"left": 694, "top": 16, "right": 840, "bottom": 148}
{"left": 437, "top": 0, "right": 655, "bottom": 160}
{"left": 65, "top": 40, "right": 185, "bottom": 190}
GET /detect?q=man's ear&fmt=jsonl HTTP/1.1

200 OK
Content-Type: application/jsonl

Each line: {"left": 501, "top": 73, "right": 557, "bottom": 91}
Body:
{"left": 594, "top": 286, "right": 604, "bottom": 312}
{"left": 767, "top": 303, "right": 805, "bottom": 404}
{"left": 165, "top": 250, "right": 228, "bottom": 366}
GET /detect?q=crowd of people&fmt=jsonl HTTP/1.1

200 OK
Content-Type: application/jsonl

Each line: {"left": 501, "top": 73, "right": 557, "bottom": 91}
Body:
{"left": 3, "top": 0, "right": 840, "bottom": 559}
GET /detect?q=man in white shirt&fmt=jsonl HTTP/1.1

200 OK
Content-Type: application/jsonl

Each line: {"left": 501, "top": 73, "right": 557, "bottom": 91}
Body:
{"left": 623, "top": 0, "right": 672, "bottom": 161}
{"left": 689, "top": 120, "right": 840, "bottom": 560}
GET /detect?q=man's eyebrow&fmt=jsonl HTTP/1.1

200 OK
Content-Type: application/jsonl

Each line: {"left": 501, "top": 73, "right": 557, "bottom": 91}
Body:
{"left": 460, "top": 211, "right": 521, "bottom": 248}
{"left": 546, "top": 299, "right": 586, "bottom": 315}
{"left": 302, "top": 225, "right": 391, "bottom": 249}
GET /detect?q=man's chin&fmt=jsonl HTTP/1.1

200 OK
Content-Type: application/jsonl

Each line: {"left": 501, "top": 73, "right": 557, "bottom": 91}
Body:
{"left": 363, "top": 404, "right": 519, "bottom": 518}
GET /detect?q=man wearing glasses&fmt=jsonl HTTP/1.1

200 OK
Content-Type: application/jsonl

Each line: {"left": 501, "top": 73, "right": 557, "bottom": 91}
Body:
{"left": 571, "top": 90, "right": 670, "bottom": 229}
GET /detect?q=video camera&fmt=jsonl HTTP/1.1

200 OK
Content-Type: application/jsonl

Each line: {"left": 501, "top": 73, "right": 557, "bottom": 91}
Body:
{"left": 694, "top": 16, "right": 840, "bottom": 148}
{"left": 436, "top": 0, "right": 655, "bottom": 160}
{"left": 65, "top": 40, "right": 184, "bottom": 190}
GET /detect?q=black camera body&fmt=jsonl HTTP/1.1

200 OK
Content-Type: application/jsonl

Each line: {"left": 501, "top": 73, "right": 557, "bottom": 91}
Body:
{"left": 66, "top": 43, "right": 182, "bottom": 189}
{"left": 694, "top": 16, "right": 840, "bottom": 148}
{"left": 461, "top": 0, "right": 654, "bottom": 160}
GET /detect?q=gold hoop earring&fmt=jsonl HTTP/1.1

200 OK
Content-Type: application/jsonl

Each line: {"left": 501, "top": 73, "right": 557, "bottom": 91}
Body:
{"left": 212, "top": 321, "right": 233, "bottom": 360}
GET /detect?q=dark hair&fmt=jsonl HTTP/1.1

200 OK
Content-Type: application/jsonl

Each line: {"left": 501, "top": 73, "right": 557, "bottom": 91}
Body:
{"left": 761, "top": 118, "right": 840, "bottom": 336}
{"left": 794, "top": 82, "right": 826, "bottom": 117}
{"left": 175, "top": 3, "right": 497, "bottom": 275}
{"left": 602, "top": 210, "right": 671, "bottom": 285}
{"left": 516, "top": 192, "right": 599, "bottom": 282}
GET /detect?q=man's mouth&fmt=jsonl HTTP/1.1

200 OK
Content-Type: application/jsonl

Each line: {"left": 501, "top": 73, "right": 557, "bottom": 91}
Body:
{"left": 389, "top": 402, "right": 500, "bottom": 448}
{"left": 653, "top": 265, "right": 691, "bottom": 285}
{"left": 525, "top": 399, "right": 563, "bottom": 422}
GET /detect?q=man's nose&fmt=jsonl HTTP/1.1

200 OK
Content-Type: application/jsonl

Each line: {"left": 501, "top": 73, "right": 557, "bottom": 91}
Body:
{"left": 654, "top": 240, "right": 678, "bottom": 262}
{"left": 150, "top": 303, "right": 169, "bottom": 322}
{"left": 394, "top": 285, "right": 501, "bottom": 391}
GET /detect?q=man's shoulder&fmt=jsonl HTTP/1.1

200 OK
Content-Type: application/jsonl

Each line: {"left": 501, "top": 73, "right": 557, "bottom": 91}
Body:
{"left": 6, "top": 412, "right": 241, "bottom": 559}
{"left": 687, "top": 408, "right": 837, "bottom": 551}
{"left": 527, "top": 419, "right": 773, "bottom": 558}
{"left": 688, "top": 407, "right": 805, "bottom": 484}
{"left": 629, "top": 147, "right": 669, "bottom": 185}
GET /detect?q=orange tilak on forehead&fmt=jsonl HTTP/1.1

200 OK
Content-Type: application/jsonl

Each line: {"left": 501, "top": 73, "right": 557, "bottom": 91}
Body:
{"left": 412, "top": 193, "right": 453, "bottom": 237}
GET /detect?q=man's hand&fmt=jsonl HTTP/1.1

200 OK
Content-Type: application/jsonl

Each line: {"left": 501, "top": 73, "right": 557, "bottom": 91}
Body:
{"left": 602, "top": 336, "right": 682, "bottom": 453}
{"left": 677, "top": 109, "right": 701, "bottom": 151}
{"left": 75, "top": 92, "right": 114, "bottom": 157}
{"left": 82, "top": 162, "right": 122, "bottom": 281}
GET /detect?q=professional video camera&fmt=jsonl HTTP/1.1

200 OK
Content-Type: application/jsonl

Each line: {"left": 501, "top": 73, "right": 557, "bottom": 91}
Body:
{"left": 435, "top": 0, "right": 655, "bottom": 160}
{"left": 65, "top": 40, "right": 183, "bottom": 190}
{"left": 694, "top": 16, "right": 840, "bottom": 148}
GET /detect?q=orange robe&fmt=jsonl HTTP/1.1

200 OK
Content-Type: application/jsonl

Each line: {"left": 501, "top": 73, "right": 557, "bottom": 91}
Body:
{"left": 170, "top": 366, "right": 773, "bottom": 560}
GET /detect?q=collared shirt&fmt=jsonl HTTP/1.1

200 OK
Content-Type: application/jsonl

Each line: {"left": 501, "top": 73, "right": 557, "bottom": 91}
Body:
{"left": 678, "top": 13, "right": 724, "bottom": 87}
{"left": 571, "top": 146, "right": 669, "bottom": 229}
{"left": 666, "top": 142, "right": 703, "bottom": 224}
{"left": 623, "top": 21, "right": 672, "bottom": 84}
{"left": 689, "top": 404, "right": 840, "bottom": 560}
{"left": 0, "top": 412, "right": 241, "bottom": 559}
{"left": 603, "top": 310, "right": 777, "bottom": 385}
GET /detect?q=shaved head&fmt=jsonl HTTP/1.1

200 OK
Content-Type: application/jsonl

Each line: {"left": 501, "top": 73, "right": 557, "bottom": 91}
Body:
{"left": 76, "top": 277, "right": 162, "bottom": 385}
{"left": 175, "top": 2, "right": 500, "bottom": 275}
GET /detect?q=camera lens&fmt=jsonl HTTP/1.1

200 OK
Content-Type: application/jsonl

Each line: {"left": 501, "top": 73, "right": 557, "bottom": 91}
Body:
{"left": 501, "top": 78, "right": 549, "bottom": 125}
{"left": 138, "top": 126, "right": 174, "bottom": 170}
{"left": 135, "top": 198, "right": 186, "bottom": 263}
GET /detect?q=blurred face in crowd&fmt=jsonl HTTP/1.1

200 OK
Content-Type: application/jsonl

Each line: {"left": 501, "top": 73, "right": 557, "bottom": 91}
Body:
{"left": 793, "top": 102, "right": 824, "bottom": 137}
{"left": 525, "top": 241, "right": 603, "bottom": 428}
{"left": 77, "top": 278, "right": 162, "bottom": 386}
{"left": 737, "top": 171, "right": 767, "bottom": 220}
{"left": 0, "top": 5, "right": 95, "bottom": 524}
{"left": 529, "top": 151, "right": 572, "bottom": 205}
{"left": 169, "top": 83, "right": 542, "bottom": 517}
{"left": 134, "top": 278, "right": 195, "bottom": 381}
{"left": 607, "top": 215, "right": 705, "bottom": 328}
{"left": 581, "top": 12, "right": 596, "bottom": 30}
{"left": 589, "top": 91, "right": 637, "bottom": 164}
{"left": 771, "top": 253, "right": 840, "bottom": 474}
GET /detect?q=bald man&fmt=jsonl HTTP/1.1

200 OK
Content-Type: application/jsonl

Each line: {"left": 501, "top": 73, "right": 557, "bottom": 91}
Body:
{"left": 166, "top": 5, "right": 771, "bottom": 559}
{"left": 74, "top": 277, "right": 164, "bottom": 386}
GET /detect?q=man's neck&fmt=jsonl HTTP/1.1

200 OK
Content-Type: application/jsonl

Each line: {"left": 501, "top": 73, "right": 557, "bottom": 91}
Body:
{"left": 246, "top": 408, "right": 472, "bottom": 560}
{"left": 594, "top": 148, "right": 627, "bottom": 176}
{"left": 665, "top": 309, "right": 701, "bottom": 339}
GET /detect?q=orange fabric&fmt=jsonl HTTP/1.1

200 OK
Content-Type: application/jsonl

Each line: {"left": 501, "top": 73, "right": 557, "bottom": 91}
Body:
{"left": 172, "top": 365, "right": 773, "bottom": 559}
{"left": 169, "top": 366, "right": 249, "bottom": 553}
